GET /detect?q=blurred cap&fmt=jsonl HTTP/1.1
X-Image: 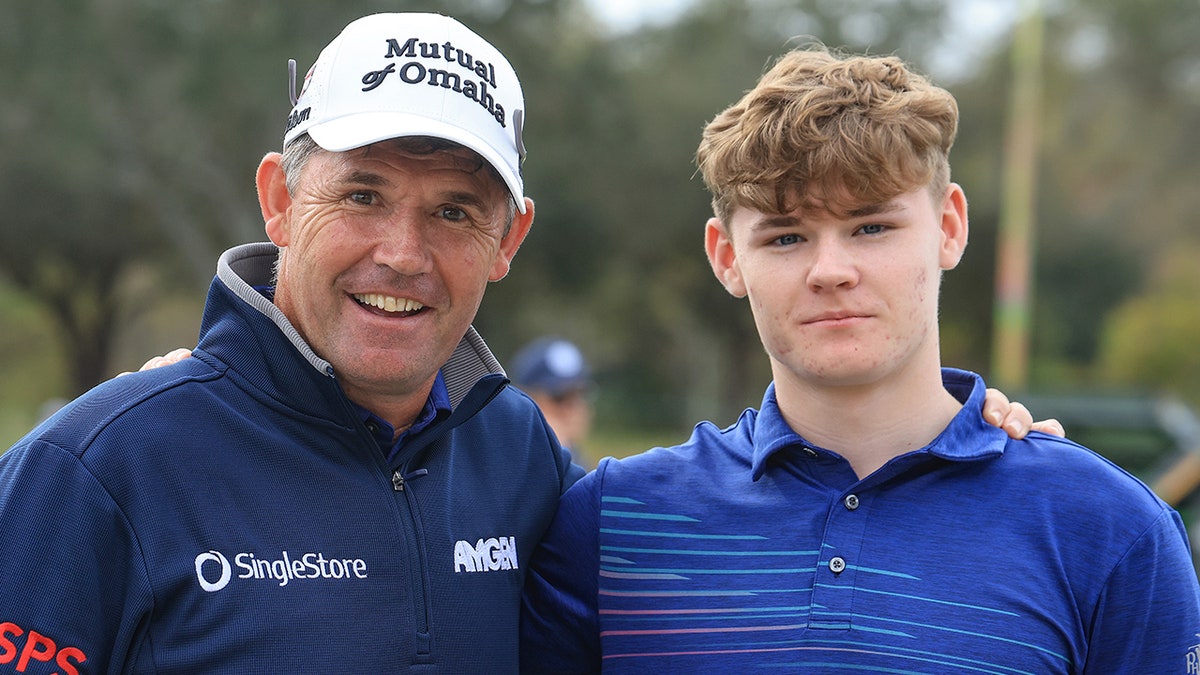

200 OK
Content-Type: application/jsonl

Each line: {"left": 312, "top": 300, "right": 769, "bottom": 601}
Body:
{"left": 511, "top": 337, "right": 592, "bottom": 396}
{"left": 284, "top": 12, "right": 527, "bottom": 213}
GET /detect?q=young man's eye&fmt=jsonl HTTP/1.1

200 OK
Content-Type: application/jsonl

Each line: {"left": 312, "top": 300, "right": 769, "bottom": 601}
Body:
{"left": 774, "top": 233, "right": 802, "bottom": 246}
{"left": 859, "top": 223, "right": 887, "bottom": 235}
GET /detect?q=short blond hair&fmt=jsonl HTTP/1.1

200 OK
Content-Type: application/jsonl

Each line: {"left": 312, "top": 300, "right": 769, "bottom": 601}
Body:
{"left": 696, "top": 46, "right": 958, "bottom": 223}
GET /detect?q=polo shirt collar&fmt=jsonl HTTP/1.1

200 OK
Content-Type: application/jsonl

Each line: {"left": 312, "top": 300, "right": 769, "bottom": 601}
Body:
{"left": 750, "top": 368, "right": 1008, "bottom": 481}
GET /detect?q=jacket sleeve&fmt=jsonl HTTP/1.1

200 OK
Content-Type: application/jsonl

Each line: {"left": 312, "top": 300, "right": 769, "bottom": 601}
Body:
{"left": 520, "top": 463, "right": 604, "bottom": 674}
{"left": 555, "top": 443, "right": 587, "bottom": 495}
{"left": 1083, "top": 508, "right": 1200, "bottom": 671}
{"left": 0, "top": 441, "right": 152, "bottom": 674}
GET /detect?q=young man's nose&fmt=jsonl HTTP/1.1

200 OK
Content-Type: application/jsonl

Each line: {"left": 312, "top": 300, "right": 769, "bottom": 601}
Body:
{"left": 805, "top": 240, "right": 859, "bottom": 290}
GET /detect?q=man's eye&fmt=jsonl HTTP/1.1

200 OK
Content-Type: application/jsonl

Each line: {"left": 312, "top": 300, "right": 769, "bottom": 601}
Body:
{"left": 439, "top": 207, "right": 468, "bottom": 221}
{"left": 774, "top": 233, "right": 802, "bottom": 246}
{"left": 859, "top": 223, "right": 887, "bottom": 235}
{"left": 349, "top": 191, "right": 376, "bottom": 205}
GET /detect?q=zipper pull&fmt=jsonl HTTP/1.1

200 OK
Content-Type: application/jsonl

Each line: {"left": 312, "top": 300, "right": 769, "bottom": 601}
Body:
{"left": 391, "top": 468, "right": 427, "bottom": 492}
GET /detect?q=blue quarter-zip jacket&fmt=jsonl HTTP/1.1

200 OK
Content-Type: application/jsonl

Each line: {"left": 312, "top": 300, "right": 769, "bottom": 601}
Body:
{"left": 0, "top": 242, "right": 582, "bottom": 674}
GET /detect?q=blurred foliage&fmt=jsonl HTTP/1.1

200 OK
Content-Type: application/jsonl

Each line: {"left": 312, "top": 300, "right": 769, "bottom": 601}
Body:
{"left": 1, "top": 0, "right": 1198, "bottom": 450}
{"left": 1099, "top": 243, "right": 1200, "bottom": 403}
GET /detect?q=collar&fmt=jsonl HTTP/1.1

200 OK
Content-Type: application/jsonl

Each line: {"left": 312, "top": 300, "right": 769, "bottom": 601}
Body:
{"left": 358, "top": 371, "right": 453, "bottom": 463}
{"left": 750, "top": 368, "right": 1009, "bottom": 480}
{"left": 252, "top": 283, "right": 454, "bottom": 457}
{"left": 216, "top": 243, "right": 507, "bottom": 411}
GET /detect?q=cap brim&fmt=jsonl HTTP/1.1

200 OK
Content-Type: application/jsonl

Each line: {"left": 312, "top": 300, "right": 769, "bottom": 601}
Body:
{"left": 307, "top": 112, "right": 526, "bottom": 214}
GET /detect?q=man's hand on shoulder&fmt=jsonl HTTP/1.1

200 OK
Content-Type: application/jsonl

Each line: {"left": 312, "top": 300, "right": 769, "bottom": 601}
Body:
{"left": 117, "top": 348, "right": 193, "bottom": 376}
{"left": 983, "top": 387, "right": 1064, "bottom": 439}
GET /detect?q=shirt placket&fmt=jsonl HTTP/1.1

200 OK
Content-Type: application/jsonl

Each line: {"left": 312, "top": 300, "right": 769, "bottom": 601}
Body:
{"left": 808, "top": 477, "right": 872, "bottom": 631}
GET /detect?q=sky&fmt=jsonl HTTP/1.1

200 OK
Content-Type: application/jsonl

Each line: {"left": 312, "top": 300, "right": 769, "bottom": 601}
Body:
{"left": 583, "top": 0, "right": 1018, "bottom": 33}
{"left": 582, "top": 0, "right": 695, "bottom": 32}
{"left": 581, "top": 0, "right": 1021, "bottom": 78}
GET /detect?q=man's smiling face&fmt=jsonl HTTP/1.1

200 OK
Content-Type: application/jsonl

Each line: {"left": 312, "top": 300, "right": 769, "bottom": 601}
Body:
{"left": 265, "top": 138, "right": 531, "bottom": 410}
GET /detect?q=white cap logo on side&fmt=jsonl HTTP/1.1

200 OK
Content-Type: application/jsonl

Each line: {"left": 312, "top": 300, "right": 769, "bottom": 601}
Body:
{"left": 283, "top": 13, "right": 527, "bottom": 213}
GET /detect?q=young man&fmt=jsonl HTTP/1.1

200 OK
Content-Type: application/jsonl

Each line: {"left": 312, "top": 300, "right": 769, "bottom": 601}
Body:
{"left": 520, "top": 46, "right": 1200, "bottom": 672}
{"left": 0, "top": 13, "right": 580, "bottom": 672}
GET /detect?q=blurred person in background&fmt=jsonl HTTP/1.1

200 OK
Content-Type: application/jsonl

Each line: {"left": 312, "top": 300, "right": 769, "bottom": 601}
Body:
{"left": 511, "top": 336, "right": 596, "bottom": 467}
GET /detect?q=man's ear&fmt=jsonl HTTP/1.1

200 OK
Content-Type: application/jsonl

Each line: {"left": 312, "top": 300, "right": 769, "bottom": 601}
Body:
{"left": 705, "top": 217, "right": 747, "bottom": 298}
{"left": 257, "top": 152, "right": 292, "bottom": 246}
{"left": 939, "top": 183, "right": 969, "bottom": 270}
{"left": 489, "top": 198, "right": 536, "bottom": 282}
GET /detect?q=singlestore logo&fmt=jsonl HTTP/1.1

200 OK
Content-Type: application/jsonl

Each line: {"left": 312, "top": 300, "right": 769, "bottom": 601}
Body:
{"left": 194, "top": 549, "right": 368, "bottom": 592}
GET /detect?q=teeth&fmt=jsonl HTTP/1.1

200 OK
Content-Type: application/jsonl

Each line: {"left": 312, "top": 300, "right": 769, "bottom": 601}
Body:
{"left": 354, "top": 294, "right": 424, "bottom": 313}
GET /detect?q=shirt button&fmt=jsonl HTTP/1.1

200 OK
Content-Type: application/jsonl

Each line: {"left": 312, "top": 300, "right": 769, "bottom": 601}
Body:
{"left": 365, "top": 421, "right": 380, "bottom": 434}
{"left": 844, "top": 494, "right": 860, "bottom": 511}
{"left": 829, "top": 556, "right": 846, "bottom": 574}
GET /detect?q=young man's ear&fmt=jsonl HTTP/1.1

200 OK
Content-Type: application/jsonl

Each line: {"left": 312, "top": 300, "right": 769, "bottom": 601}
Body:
{"left": 938, "top": 183, "right": 969, "bottom": 270}
{"left": 489, "top": 198, "right": 535, "bottom": 282}
{"left": 257, "top": 152, "right": 292, "bottom": 246}
{"left": 705, "top": 217, "right": 748, "bottom": 298}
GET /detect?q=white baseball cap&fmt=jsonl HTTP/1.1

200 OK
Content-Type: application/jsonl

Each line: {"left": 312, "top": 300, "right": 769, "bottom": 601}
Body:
{"left": 284, "top": 13, "right": 527, "bottom": 213}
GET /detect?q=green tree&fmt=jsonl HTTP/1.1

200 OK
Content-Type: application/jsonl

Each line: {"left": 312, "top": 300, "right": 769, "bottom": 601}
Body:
{"left": 0, "top": 0, "right": 282, "bottom": 393}
{"left": 1098, "top": 244, "right": 1200, "bottom": 407}
{"left": 3, "top": 0, "right": 1195, "bottom": 443}
{"left": 1030, "top": 0, "right": 1200, "bottom": 373}
{"left": 942, "top": 0, "right": 1199, "bottom": 399}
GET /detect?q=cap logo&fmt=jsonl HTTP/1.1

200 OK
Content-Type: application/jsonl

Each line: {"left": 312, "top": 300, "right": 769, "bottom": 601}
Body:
{"left": 299, "top": 63, "right": 316, "bottom": 100}
{"left": 285, "top": 106, "right": 311, "bottom": 135}
{"left": 366, "top": 37, "right": 506, "bottom": 127}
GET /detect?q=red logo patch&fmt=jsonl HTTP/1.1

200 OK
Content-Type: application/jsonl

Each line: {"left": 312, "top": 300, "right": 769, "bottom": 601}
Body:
{"left": 0, "top": 623, "right": 87, "bottom": 675}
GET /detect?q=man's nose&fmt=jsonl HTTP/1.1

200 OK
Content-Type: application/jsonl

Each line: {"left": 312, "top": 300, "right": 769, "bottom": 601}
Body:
{"left": 373, "top": 214, "right": 433, "bottom": 275}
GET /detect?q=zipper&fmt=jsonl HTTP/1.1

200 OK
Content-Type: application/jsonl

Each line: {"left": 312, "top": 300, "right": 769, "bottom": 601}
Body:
{"left": 391, "top": 466, "right": 434, "bottom": 664}
{"left": 334, "top": 379, "right": 444, "bottom": 666}
{"left": 392, "top": 468, "right": 429, "bottom": 492}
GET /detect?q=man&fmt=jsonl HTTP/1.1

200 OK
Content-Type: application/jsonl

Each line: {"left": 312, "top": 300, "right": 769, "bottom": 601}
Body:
{"left": 511, "top": 336, "right": 596, "bottom": 465}
{"left": 0, "top": 13, "right": 580, "bottom": 673}
{"left": 520, "top": 46, "right": 1200, "bottom": 672}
